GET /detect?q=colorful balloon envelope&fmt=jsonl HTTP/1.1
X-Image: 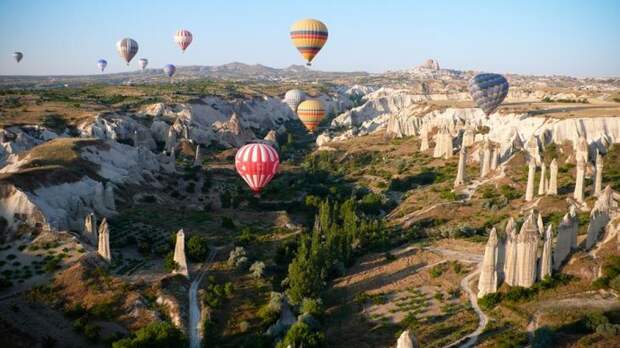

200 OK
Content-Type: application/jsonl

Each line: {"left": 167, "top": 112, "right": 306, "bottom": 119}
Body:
{"left": 468, "top": 73, "right": 509, "bottom": 116}
{"left": 290, "top": 19, "right": 328, "bottom": 66}
{"left": 13, "top": 52, "right": 23, "bottom": 63}
{"left": 296, "top": 99, "right": 325, "bottom": 133}
{"left": 97, "top": 59, "right": 107, "bottom": 72}
{"left": 174, "top": 29, "right": 193, "bottom": 52}
{"left": 163, "top": 64, "right": 176, "bottom": 78}
{"left": 116, "top": 38, "right": 139, "bottom": 65}
{"left": 235, "top": 143, "right": 280, "bottom": 194}
{"left": 138, "top": 58, "right": 148, "bottom": 71}
{"left": 284, "top": 89, "right": 306, "bottom": 112}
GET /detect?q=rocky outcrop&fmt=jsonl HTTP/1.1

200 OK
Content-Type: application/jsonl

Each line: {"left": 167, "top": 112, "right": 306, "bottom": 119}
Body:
{"left": 97, "top": 218, "right": 111, "bottom": 262}
{"left": 586, "top": 186, "right": 617, "bottom": 249}
{"left": 503, "top": 218, "right": 518, "bottom": 286}
{"left": 515, "top": 212, "right": 540, "bottom": 287}
{"left": 0, "top": 125, "right": 59, "bottom": 166}
{"left": 547, "top": 159, "right": 558, "bottom": 195}
{"left": 419, "top": 128, "right": 429, "bottom": 152}
{"left": 525, "top": 159, "right": 536, "bottom": 201}
{"left": 574, "top": 159, "right": 585, "bottom": 203}
{"left": 83, "top": 212, "right": 97, "bottom": 246}
{"left": 594, "top": 150, "right": 603, "bottom": 195}
{"left": 396, "top": 329, "right": 419, "bottom": 348}
{"left": 433, "top": 127, "right": 453, "bottom": 159}
{"left": 553, "top": 206, "right": 579, "bottom": 270}
{"left": 79, "top": 113, "right": 157, "bottom": 151}
{"left": 538, "top": 162, "right": 547, "bottom": 196}
{"left": 540, "top": 225, "right": 553, "bottom": 279}
{"left": 478, "top": 228, "right": 500, "bottom": 298}
{"left": 480, "top": 139, "right": 492, "bottom": 178}
{"left": 173, "top": 229, "right": 189, "bottom": 278}
{"left": 454, "top": 146, "right": 467, "bottom": 187}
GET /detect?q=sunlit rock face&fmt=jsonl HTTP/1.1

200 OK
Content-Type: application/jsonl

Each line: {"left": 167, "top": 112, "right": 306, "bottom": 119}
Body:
{"left": 0, "top": 126, "right": 58, "bottom": 166}
{"left": 478, "top": 228, "right": 500, "bottom": 298}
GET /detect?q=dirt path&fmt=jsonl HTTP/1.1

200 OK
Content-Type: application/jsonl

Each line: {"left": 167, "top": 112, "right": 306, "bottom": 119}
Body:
{"left": 189, "top": 249, "right": 218, "bottom": 348}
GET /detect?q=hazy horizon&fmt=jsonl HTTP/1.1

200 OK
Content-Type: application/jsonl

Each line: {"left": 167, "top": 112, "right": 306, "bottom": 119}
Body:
{"left": 1, "top": 0, "right": 619, "bottom": 78}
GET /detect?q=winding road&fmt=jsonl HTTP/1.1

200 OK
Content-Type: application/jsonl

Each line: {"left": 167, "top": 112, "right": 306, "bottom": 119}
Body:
{"left": 189, "top": 249, "right": 218, "bottom": 348}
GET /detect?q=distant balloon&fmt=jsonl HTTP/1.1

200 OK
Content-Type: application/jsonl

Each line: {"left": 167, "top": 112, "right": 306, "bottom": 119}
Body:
{"left": 97, "top": 59, "right": 108, "bottom": 72}
{"left": 296, "top": 99, "right": 326, "bottom": 133}
{"left": 235, "top": 143, "right": 280, "bottom": 194}
{"left": 116, "top": 38, "right": 139, "bottom": 65}
{"left": 284, "top": 89, "right": 306, "bottom": 112}
{"left": 138, "top": 58, "right": 148, "bottom": 71}
{"left": 163, "top": 64, "right": 176, "bottom": 78}
{"left": 290, "top": 19, "right": 328, "bottom": 66}
{"left": 174, "top": 29, "right": 193, "bottom": 53}
{"left": 12, "top": 52, "right": 23, "bottom": 63}
{"left": 468, "top": 73, "right": 509, "bottom": 116}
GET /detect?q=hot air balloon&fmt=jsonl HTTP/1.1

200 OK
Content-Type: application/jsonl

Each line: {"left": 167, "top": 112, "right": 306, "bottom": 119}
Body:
{"left": 235, "top": 143, "right": 280, "bottom": 194}
{"left": 284, "top": 89, "right": 306, "bottom": 112}
{"left": 468, "top": 73, "right": 509, "bottom": 116}
{"left": 163, "top": 64, "right": 176, "bottom": 78}
{"left": 290, "top": 19, "right": 328, "bottom": 66}
{"left": 296, "top": 99, "right": 326, "bottom": 133}
{"left": 174, "top": 29, "right": 193, "bottom": 53}
{"left": 97, "top": 59, "right": 108, "bottom": 72}
{"left": 12, "top": 52, "right": 23, "bottom": 63}
{"left": 138, "top": 58, "right": 148, "bottom": 71}
{"left": 116, "top": 38, "right": 138, "bottom": 65}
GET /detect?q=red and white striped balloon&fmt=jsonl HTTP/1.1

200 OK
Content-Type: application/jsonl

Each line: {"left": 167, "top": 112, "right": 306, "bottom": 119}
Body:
{"left": 235, "top": 143, "right": 280, "bottom": 193}
{"left": 174, "top": 29, "right": 193, "bottom": 52}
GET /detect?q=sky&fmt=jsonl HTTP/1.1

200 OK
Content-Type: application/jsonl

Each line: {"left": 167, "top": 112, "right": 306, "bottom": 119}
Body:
{"left": 0, "top": 0, "right": 619, "bottom": 77}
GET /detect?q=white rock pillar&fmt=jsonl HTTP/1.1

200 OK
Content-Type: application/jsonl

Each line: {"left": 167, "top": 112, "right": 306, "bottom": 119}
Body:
{"left": 525, "top": 159, "right": 536, "bottom": 201}
{"left": 503, "top": 217, "right": 518, "bottom": 286}
{"left": 194, "top": 145, "right": 202, "bottom": 167}
{"left": 540, "top": 224, "right": 553, "bottom": 279}
{"left": 454, "top": 146, "right": 467, "bottom": 187}
{"left": 104, "top": 182, "right": 116, "bottom": 211}
{"left": 83, "top": 212, "right": 97, "bottom": 246}
{"left": 574, "top": 158, "right": 585, "bottom": 203}
{"left": 133, "top": 130, "right": 140, "bottom": 147}
{"left": 516, "top": 212, "right": 539, "bottom": 287}
{"left": 420, "top": 129, "right": 429, "bottom": 152}
{"left": 462, "top": 128, "right": 475, "bottom": 148}
{"left": 443, "top": 131, "right": 453, "bottom": 159}
{"left": 569, "top": 205, "right": 579, "bottom": 249}
{"left": 396, "top": 329, "right": 419, "bottom": 348}
{"left": 594, "top": 150, "right": 603, "bottom": 196}
{"left": 480, "top": 140, "right": 491, "bottom": 178}
{"left": 173, "top": 229, "right": 189, "bottom": 278}
{"left": 554, "top": 212, "right": 574, "bottom": 270}
{"left": 538, "top": 162, "right": 547, "bottom": 196}
{"left": 547, "top": 158, "right": 558, "bottom": 195}
{"left": 478, "top": 228, "right": 500, "bottom": 298}
{"left": 97, "top": 218, "right": 111, "bottom": 262}
{"left": 490, "top": 146, "right": 499, "bottom": 170}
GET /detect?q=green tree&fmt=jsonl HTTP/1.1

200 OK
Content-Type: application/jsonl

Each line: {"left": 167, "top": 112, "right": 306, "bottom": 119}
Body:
{"left": 276, "top": 322, "right": 326, "bottom": 348}
{"left": 186, "top": 235, "right": 209, "bottom": 262}
{"left": 112, "top": 321, "right": 186, "bottom": 348}
{"left": 287, "top": 237, "right": 324, "bottom": 304}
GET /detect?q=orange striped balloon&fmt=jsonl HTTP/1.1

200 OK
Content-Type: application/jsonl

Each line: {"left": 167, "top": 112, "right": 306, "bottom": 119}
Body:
{"left": 297, "top": 99, "right": 325, "bottom": 133}
{"left": 290, "top": 19, "right": 328, "bottom": 66}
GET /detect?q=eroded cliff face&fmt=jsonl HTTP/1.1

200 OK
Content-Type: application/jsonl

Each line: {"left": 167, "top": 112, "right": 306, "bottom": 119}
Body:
{"left": 0, "top": 184, "right": 47, "bottom": 241}
{"left": 0, "top": 126, "right": 59, "bottom": 166}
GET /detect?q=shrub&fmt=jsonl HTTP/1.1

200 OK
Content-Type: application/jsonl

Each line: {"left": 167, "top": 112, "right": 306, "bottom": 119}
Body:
{"left": 250, "top": 261, "right": 266, "bottom": 279}
{"left": 227, "top": 247, "right": 248, "bottom": 270}
{"left": 112, "top": 321, "right": 186, "bottom": 348}
{"left": 301, "top": 298, "right": 324, "bottom": 318}
{"left": 532, "top": 326, "right": 555, "bottom": 348}
{"left": 478, "top": 293, "right": 502, "bottom": 310}
{"left": 276, "top": 322, "right": 325, "bottom": 348}
{"left": 163, "top": 252, "right": 178, "bottom": 273}
{"left": 186, "top": 235, "right": 209, "bottom": 262}
{"left": 430, "top": 265, "right": 444, "bottom": 278}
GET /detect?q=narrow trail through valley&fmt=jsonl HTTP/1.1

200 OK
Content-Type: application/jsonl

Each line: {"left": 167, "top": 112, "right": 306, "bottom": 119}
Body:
{"left": 189, "top": 249, "right": 218, "bottom": 348}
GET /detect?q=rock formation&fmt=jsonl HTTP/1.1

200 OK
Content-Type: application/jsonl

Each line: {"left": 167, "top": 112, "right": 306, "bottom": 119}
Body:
{"left": 97, "top": 218, "right": 111, "bottom": 262}
{"left": 104, "top": 182, "right": 116, "bottom": 211}
{"left": 574, "top": 158, "right": 585, "bottom": 203}
{"left": 540, "top": 224, "right": 553, "bottom": 279}
{"left": 173, "top": 229, "right": 189, "bottom": 278}
{"left": 386, "top": 115, "right": 404, "bottom": 139}
{"left": 490, "top": 145, "right": 499, "bottom": 170}
{"left": 525, "top": 159, "right": 536, "bottom": 201}
{"left": 547, "top": 158, "right": 558, "bottom": 195}
{"left": 165, "top": 126, "right": 177, "bottom": 154}
{"left": 419, "top": 128, "right": 429, "bottom": 152}
{"left": 194, "top": 144, "right": 202, "bottom": 167}
{"left": 83, "top": 212, "right": 97, "bottom": 246}
{"left": 264, "top": 130, "right": 278, "bottom": 146}
{"left": 585, "top": 186, "right": 616, "bottom": 249}
{"left": 553, "top": 207, "right": 579, "bottom": 270}
{"left": 462, "top": 127, "right": 475, "bottom": 148}
{"left": 526, "top": 136, "right": 541, "bottom": 165}
{"left": 594, "top": 150, "right": 603, "bottom": 195}
{"left": 478, "top": 228, "right": 500, "bottom": 298}
{"left": 396, "top": 329, "right": 419, "bottom": 348}
{"left": 433, "top": 127, "right": 452, "bottom": 159}
{"left": 575, "top": 135, "right": 589, "bottom": 163}
{"left": 132, "top": 130, "right": 139, "bottom": 147}
{"left": 454, "top": 146, "right": 467, "bottom": 187}
{"left": 503, "top": 217, "right": 518, "bottom": 286}
{"left": 538, "top": 162, "right": 547, "bottom": 196}
{"left": 515, "top": 212, "right": 540, "bottom": 287}
{"left": 480, "top": 140, "right": 491, "bottom": 178}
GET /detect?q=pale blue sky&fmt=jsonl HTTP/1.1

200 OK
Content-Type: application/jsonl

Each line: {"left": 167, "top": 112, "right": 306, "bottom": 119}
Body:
{"left": 1, "top": 0, "right": 618, "bottom": 77}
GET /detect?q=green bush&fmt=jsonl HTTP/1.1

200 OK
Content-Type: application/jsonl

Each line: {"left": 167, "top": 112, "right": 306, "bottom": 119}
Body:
{"left": 163, "top": 252, "right": 178, "bottom": 273}
{"left": 112, "top": 321, "right": 186, "bottom": 348}
{"left": 276, "top": 322, "right": 325, "bottom": 348}
{"left": 429, "top": 265, "right": 444, "bottom": 278}
{"left": 186, "top": 235, "right": 209, "bottom": 262}
{"left": 478, "top": 293, "right": 502, "bottom": 310}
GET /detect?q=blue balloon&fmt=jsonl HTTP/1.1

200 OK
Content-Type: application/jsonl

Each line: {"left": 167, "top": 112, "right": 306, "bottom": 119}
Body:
{"left": 468, "top": 73, "right": 509, "bottom": 115}
{"left": 163, "top": 64, "right": 176, "bottom": 78}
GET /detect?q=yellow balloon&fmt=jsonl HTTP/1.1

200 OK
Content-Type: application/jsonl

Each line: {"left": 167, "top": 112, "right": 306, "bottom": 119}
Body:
{"left": 290, "top": 19, "right": 328, "bottom": 66}
{"left": 297, "top": 99, "right": 325, "bottom": 133}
